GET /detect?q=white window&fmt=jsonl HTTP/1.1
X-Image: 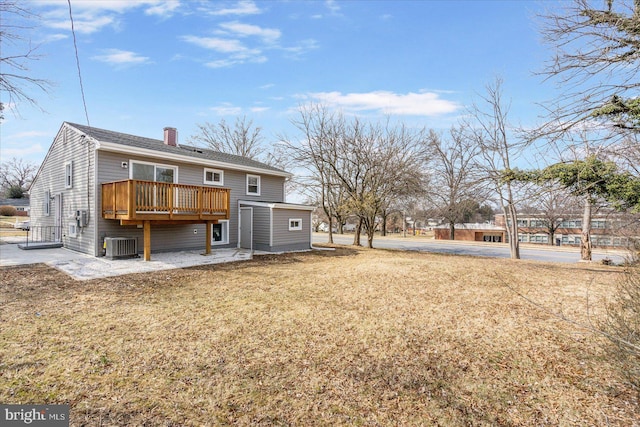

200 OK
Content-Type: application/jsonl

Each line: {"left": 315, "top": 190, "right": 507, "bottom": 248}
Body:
{"left": 211, "top": 220, "right": 229, "bottom": 245}
{"left": 130, "top": 160, "right": 177, "bottom": 183}
{"left": 246, "top": 174, "right": 260, "bottom": 195}
{"left": 65, "top": 161, "right": 73, "bottom": 189}
{"left": 204, "top": 168, "right": 224, "bottom": 186}
{"left": 289, "top": 218, "right": 302, "bottom": 231}
{"left": 44, "top": 190, "right": 50, "bottom": 216}
{"left": 68, "top": 222, "right": 78, "bottom": 238}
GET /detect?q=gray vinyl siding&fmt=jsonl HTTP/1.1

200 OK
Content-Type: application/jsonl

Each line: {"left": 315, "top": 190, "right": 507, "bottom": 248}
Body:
{"left": 238, "top": 204, "right": 313, "bottom": 252}
{"left": 95, "top": 149, "right": 287, "bottom": 255}
{"left": 29, "top": 124, "right": 97, "bottom": 255}
{"left": 240, "top": 174, "right": 284, "bottom": 201}
{"left": 251, "top": 206, "right": 271, "bottom": 251}
{"left": 271, "top": 209, "right": 312, "bottom": 251}
{"left": 95, "top": 150, "right": 210, "bottom": 254}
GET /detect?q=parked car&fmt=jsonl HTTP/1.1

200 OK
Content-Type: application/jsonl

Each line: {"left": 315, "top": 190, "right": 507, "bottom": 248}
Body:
{"left": 14, "top": 220, "right": 30, "bottom": 230}
{"left": 317, "top": 223, "right": 337, "bottom": 233}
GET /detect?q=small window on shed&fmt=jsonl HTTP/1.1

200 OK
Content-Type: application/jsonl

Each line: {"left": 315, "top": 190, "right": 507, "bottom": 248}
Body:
{"left": 289, "top": 218, "right": 302, "bottom": 231}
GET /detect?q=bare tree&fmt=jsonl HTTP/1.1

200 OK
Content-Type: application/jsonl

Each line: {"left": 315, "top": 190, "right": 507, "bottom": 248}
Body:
{"left": 534, "top": 0, "right": 640, "bottom": 259}
{"left": 0, "top": 0, "right": 51, "bottom": 115}
{"left": 335, "top": 118, "right": 428, "bottom": 248}
{"left": 467, "top": 77, "right": 527, "bottom": 259}
{"left": 0, "top": 156, "right": 37, "bottom": 198}
{"left": 426, "top": 126, "right": 483, "bottom": 240}
{"left": 188, "top": 116, "right": 265, "bottom": 160}
{"left": 521, "top": 183, "right": 581, "bottom": 245}
{"left": 281, "top": 105, "right": 428, "bottom": 248}
{"left": 541, "top": 0, "right": 640, "bottom": 135}
{"left": 279, "top": 104, "right": 342, "bottom": 244}
{"left": 601, "top": 265, "right": 640, "bottom": 394}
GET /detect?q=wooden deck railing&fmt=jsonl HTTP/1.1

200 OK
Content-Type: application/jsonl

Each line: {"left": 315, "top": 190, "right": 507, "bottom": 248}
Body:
{"left": 102, "top": 179, "right": 230, "bottom": 222}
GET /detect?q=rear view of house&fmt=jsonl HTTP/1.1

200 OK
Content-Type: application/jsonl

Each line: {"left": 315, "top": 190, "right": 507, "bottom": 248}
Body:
{"left": 28, "top": 122, "right": 313, "bottom": 260}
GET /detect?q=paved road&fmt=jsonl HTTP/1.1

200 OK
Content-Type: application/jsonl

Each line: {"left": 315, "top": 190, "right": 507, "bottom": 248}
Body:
{"left": 313, "top": 233, "right": 629, "bottom": 264}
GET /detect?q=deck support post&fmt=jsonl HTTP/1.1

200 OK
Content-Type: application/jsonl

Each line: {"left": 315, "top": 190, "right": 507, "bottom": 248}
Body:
{"left": 205, "top": 221, "right": 212, "bottom": 255}
{"left": 143, "top": 220, "right": 151, "bottom": 261}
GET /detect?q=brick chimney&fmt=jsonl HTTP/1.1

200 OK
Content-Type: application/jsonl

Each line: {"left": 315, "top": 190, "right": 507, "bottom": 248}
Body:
{"left": 163, "top": 127, "right": 178, "bottom": 147}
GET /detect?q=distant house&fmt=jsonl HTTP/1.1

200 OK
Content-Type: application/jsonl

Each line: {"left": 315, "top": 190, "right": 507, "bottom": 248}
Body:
{"left": 28, "top": 122, "right": 313, "bottom": 260}
{"left": 435, "top": 213, "right": 637, "bottom": 248}
{"left": 433, "top": 223, "right": 505, "bottom": 242}
{"left": 496, "top": 213, "right": 637, "bottom": 248}
{"left": 0, "top": 198, "right": 30, "bottom": 216}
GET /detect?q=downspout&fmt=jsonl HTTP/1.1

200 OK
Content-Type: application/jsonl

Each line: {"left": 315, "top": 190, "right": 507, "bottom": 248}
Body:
{"left": 92, "top": 142, "right": 99, "bottom": 256}
{"left": 309, "top": 211, "right": 313, "bottom": 249}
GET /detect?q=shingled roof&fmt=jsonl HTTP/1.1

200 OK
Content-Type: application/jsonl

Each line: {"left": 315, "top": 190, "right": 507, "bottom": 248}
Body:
{"left": 66, "top": 122, "right": 288, "bottom": 175}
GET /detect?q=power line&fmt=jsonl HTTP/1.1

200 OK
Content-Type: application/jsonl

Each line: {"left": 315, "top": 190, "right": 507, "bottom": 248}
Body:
{"left": 67, "top": 0, "right": 90, "bottom": 129}
{"left": 67, "top": 0, "right": 92, "bottom": 214}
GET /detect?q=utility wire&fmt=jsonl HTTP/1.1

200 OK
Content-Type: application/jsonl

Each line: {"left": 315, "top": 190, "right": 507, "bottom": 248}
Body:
{"left": 67, "top": 0, "right": 92, "bottom": 215}
{"left": 67, "top": 0, "right": 91, "bottom": 129}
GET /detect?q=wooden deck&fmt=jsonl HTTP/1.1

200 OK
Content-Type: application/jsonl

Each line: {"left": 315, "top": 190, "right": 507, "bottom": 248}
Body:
{"left": 101, "top": 180, "right": 231, "bottom": 261}
{"left": 102, "top": 179, "right": 230, "bottom": 223}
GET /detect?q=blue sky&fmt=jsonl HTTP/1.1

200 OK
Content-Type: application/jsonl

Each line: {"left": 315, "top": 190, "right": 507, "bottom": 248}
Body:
{"left": 2, "top": 0, "right": 559, "bottom": 166}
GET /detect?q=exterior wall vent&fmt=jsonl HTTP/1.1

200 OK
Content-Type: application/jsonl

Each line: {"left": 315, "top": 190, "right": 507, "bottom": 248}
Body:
{"left": 105, "top": 237, "right": 138, "bottom": 259}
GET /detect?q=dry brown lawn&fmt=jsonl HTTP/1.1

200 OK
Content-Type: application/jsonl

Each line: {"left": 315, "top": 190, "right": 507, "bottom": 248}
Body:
{"left": 1, "top": 246, "right": 638, "bottom": 426}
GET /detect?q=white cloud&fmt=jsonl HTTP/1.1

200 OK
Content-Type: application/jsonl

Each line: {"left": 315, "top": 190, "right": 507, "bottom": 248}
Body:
{"left": 218, "top": 21, "right": 281, "bottom": 43}
{"left": 45, "top": 14, "right": 116, "bottom": 34}
{"left": 182, "top": 34, "right": 269, "bottom": 68}
{"left": 181, "top": 36, "right": 246, "bottom": 53}
{"left": 325, "top": 0, "right": 341, "bottom": 14}
{"left": 206, "top": 1, "right": 261, "bottom": 16}
{"left": 92, "top": 49, "right": 151, "bottom": 66}
{"left": 40, "top": 34, "right": 68, "bottom": 43}
{"left": 0, "top": 144, "right": 45, "bottom": 157}
{"left": 210, "top": 104, "right": 242, "bottom": 115}
{"left": 281, "top": 39, "right": 319, "bottom": 58}
{"left": 40, "top": 1, "right": 180, "bottom": 34}
{"left": 205, "top": 58, "right": 241, "bottom": 68}
{"left": 181, "top": 10, "right": 313, "bottom": 68}
{"left": 250, "top": 106, "right": 269, "bottom": 113}
{"left": 9, "top": 131, "right": 49, "bottom": 139}
{"left": 39, "top": 0, "right": 177, "bottom": 14}
{"left": 144, "top": 1, "right": 181, "bottom": 17}
{"left": 205, "top": 53, "right": 266, "bottom": 68}
{"left": 305, "top": 91, "right": 461, "bottom": 116}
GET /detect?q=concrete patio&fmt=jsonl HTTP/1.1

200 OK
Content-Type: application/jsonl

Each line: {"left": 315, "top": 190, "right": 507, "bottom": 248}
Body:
{"left": 0, "top": 240, "right": 253, "bottom": 281}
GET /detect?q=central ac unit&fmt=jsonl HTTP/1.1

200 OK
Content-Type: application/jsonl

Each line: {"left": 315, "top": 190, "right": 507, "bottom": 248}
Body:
{"left": 105, "top": 237, "right": 138, "bottom": 259}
